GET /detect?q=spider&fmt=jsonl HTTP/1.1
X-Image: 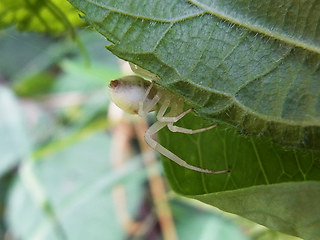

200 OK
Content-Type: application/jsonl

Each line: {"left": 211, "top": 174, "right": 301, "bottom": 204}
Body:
{"left": 109, "top": 74, "right": 229, "bottom": 174}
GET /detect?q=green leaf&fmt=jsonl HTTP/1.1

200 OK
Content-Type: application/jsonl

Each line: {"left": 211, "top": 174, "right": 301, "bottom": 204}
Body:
{"left": 158, "top": 113, "right": 320, "bottom": 240}
{"left": 6, "top": 133, "right": 147, "bottom": 240}
{"left": 192, "top": 182, "right": 320, "bottom": 240}
{"left": 189, "top": 0, "right": 320, "bottom": 54}
{"left": 0, "top": 87, "right": 30, "bottom": 177}
{"left": 68, "top": 0, "right": 320, "bottom": 149}
{"left": 0, "top": 0, "right": 83, "bottom": 34}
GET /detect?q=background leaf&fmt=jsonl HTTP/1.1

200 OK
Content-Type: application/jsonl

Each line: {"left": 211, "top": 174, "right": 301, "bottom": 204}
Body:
{"left": 171, "top": 200, "right": 249, "bottom": 240}
{"left": 0, "top": 87, "right": 30, "bottom": 177}
{"left": 6, "top": 133, "right": 147, "bottom": 240}
{"left": 0, "top": 0, "right": 83, "bottom": 35}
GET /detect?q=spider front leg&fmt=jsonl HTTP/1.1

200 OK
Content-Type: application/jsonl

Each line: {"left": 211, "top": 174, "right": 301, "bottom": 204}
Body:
{"left": 156, "top": 99, "right": 192, "bottom": 123}
{"left": 138, "top": 81, "right": 160, "bottom": 117}
{"left": 167, "top": 122, "right": 217, "bottom": 134}
{"left": 144, "top": 122, "right": 228, "bottom": 174}
{"left": 157, "top": 101, "right": 217, "bottom": 134}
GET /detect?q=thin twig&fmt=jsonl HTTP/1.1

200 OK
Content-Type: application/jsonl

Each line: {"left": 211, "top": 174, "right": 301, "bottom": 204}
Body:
{"left": 133, "top": 118, "right": 178, "bottom": 240}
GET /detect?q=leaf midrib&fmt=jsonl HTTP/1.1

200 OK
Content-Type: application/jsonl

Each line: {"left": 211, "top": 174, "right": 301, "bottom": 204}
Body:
{"left": 189, "top": 0, "right": 320, "bottom": 54}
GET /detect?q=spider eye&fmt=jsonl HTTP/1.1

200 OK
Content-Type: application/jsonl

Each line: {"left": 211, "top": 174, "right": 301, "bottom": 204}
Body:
{"left": 109, "top": 76, "right": 148, "bottom": 114}
{"left": 109, "top": 80, "right": 119, "bottom": 88}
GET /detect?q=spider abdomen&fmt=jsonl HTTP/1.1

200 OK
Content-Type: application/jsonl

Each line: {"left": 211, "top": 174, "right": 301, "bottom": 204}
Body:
{"left": 109, "top": 75, "right": 157, "bottom": 114}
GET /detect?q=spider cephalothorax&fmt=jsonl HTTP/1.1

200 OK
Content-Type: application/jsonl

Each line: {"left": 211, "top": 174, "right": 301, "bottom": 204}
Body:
{"left": 109, "top": 73, "right": 229, "bottom": 174}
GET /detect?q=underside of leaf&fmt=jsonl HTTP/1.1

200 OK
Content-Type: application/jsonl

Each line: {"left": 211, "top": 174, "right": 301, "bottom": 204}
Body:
{"left": 68, "top": 0, "right": 320, "bottom": 149}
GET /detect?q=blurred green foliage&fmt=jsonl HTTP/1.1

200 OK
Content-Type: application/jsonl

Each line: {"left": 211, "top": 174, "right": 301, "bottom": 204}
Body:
{"left": 0, "top": 0, "right": 83, "bottom": 35}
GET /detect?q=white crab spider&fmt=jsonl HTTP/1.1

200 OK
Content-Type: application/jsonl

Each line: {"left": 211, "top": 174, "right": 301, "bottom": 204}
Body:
{"left": 109, "top": 75, "right": 229, "bottom": 174}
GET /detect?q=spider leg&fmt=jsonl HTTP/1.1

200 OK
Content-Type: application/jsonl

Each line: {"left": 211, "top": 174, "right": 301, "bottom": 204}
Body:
{"left": 142, "top": 81, "right": 154, "bottom": 103}
{"left": 138, "top": 81, "right": 160, "bottom": 116}
{"left": 167, "top": 123, "right": 217, "bottom": 134}
{"left": 157, "top": 100, "right": 192, "bottom": 123}
{"left": 144, "top": 121, "right": 229, "bottom": 174}
{"left": 142, "top": 94, "right": 160, "bottom": 116}
{"left": 158, "top": 102, "right": 217, "bottom": 134}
